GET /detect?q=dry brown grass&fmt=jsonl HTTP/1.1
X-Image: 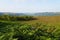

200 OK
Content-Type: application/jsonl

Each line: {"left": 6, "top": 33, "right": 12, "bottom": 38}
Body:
{"left": 21, "top": 16, "right": 60, "bottom": 25}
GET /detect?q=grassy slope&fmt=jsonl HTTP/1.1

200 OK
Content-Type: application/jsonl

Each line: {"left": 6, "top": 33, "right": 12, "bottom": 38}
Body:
{"left": 0, "top": 16, "right": 60, "bottom": 40}
{"left": 18, "top": 16, "right": 60, "bottom": 25}
{"left": 0, "top": 16, "right": 60, "bottom": 25}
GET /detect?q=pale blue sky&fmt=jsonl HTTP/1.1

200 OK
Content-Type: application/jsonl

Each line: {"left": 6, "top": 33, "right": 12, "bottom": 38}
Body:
{"left": 0, "top": 0, "right": 60, "bottom": 13}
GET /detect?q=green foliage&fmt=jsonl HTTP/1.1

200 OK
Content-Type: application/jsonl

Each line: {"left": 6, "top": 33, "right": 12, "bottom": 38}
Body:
{"left": 0, "top": 15, "right": 36, "bottom": 21}
{"left": 0, "top": 22, "right": 60, "bottom": 40}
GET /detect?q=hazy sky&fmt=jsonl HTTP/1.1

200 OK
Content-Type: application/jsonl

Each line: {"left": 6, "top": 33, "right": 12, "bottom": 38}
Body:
{"left": 0, "top": 0, "right": 60, "bottom": 13}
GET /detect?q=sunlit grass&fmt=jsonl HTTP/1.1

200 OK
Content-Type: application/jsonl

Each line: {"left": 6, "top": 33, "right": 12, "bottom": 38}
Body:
{"left": 0, "top": 15, "right": 60, "bottom": 40}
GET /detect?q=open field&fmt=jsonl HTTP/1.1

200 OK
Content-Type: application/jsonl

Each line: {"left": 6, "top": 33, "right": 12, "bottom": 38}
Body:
{"left": 20, "top": 16, "right": 60, "bottom": 25}
{"left": 1, "top": 16, "right": 60, "bottom": 25}
{"left": 0, "top": 15, "right": 60, "bottom": 40}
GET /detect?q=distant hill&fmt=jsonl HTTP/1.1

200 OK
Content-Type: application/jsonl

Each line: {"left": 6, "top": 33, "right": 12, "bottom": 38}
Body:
{"left": 34, "top": 12, "right": 60, "bottom": 16}
{"left": 0, "top": 12, "right": 4, "bottom": 15}
{"left": 0, "top": 12, "right": 26, "bottom": 16}
{"left": 8, "top": 13, "right": 26, "bottom": 16}
{"left": 0, "top": 12, "right": 60, "bottom": 16}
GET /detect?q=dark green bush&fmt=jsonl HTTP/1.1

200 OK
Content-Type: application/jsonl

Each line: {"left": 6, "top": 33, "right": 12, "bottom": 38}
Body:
{"left": 0, "top": 15, "right": 37, "bottom": 21}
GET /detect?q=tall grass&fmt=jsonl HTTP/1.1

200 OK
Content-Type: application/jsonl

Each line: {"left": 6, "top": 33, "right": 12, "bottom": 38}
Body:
{"left": 0, "top": 21, "right": 60, "bottom": 40}
{"left": 0, "top": 15, "right": 60, "bottom": 40}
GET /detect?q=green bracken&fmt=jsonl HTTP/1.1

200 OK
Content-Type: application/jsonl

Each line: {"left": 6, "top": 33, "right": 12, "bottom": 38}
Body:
{"left": 0, "top": 15, "right": 60, "bottom": 40}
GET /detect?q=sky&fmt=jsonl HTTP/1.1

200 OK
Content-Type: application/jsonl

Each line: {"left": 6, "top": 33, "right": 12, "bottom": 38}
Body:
{"left": 0, "top": 0, "right": 60, "bottom": 13}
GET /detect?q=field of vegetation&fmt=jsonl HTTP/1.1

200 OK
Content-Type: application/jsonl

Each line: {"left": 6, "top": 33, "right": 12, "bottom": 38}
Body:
{"left": 0, "top": 15, "right": 60, "bottom": 40}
